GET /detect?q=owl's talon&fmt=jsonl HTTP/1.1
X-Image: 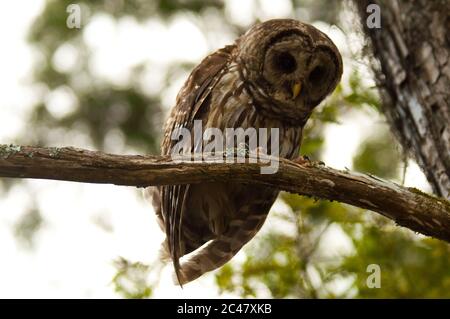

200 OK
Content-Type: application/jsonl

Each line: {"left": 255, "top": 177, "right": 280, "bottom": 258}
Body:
{"left": 293, "top": 155, "right": 326, "bottom": 167}
{"left": 293, "top": 155, "right": 310, "bottom": 165}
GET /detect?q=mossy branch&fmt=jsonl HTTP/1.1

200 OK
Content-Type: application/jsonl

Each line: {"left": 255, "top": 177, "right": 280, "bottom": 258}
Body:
{"left": 1, "top": 144, "right": 449, "bottom": 242}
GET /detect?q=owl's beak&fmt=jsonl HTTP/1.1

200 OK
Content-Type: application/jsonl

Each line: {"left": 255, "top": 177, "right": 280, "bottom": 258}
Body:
{"left": 292, "top": 82, "right": 302, "bottom": 99}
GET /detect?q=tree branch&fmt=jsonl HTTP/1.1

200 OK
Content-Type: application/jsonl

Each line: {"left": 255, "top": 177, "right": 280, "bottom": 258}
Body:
{"left": 1, "top": 144, "right": 449, "bottom": 242}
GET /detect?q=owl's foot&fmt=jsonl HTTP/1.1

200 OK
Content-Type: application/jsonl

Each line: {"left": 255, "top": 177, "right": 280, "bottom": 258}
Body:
{"left": 293, "top": 155, "right": 310, "bottom": 165}
{"left": 293, "top": 155, "right": 325, "bottom": 167}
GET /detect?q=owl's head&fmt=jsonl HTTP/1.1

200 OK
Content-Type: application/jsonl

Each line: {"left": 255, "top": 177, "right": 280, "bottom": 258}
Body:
{"left": 236, "top": 19, "right": 343, "bottom": 123}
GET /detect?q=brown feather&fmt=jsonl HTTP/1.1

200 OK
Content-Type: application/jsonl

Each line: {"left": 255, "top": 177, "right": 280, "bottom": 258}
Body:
{"left": 159, "top": 45, "right": 235, "bottom": 284}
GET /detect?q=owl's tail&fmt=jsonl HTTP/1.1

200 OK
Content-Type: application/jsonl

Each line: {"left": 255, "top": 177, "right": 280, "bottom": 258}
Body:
{"left": 172, "top": 211, "right": 268, "bottom": 285}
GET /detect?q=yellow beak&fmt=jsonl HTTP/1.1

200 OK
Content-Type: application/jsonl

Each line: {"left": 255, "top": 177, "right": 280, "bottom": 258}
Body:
{"left": 292, "top": 82, "right": 302, "bottom": 99}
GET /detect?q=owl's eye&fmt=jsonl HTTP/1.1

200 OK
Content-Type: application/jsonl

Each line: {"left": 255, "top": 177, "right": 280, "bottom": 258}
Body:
{"left": 272, "top": 52, "right": 297, "bottom": 74}
{"left": 308, "top": 65, "right": 327, "bottom": 85}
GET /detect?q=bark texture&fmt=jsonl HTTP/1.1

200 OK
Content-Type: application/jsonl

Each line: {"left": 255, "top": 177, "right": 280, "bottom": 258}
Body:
{"left": 1, "top": 144, "right": 450, "bottom": 242}
{"left": 355, "top": 0, "right": 450, "bottom": 198}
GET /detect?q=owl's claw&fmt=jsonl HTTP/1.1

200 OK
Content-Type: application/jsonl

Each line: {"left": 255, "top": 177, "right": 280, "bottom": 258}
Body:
{"left": 293, "top": 155, "right": 314, "bottom": 167}
{"left": 293, "top": 155, "right": 325, "bottom": 167}
{"left": 293, "top": 155, "right": 310, "bottom": 164}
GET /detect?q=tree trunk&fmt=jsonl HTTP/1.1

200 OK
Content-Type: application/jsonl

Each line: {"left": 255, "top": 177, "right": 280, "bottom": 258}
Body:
{"left": 355, "top": 0, "right": 450, "bottom": 198}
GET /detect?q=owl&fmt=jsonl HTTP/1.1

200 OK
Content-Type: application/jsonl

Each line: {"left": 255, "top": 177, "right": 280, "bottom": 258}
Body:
{"left": 148, "top": 19, "right": 342, "bottom": 285}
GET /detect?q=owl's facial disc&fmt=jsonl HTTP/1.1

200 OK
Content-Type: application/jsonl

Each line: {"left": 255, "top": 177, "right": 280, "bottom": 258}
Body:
{"left": 305, "top": 50, "right": 338, "bottom": 107}
{"left": 263, "top": 40, "right": 309, "bottom": 105}
{"left": 236, "top": 19, "right": 343, "bottom": 122}
{"left": 268, "top": 50, "right": 303, "bottom": 99}
{"left": 262, "top": 37, "right": 339, "bottom": 112}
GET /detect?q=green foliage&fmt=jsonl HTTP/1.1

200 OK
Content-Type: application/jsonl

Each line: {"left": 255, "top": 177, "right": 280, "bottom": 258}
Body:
{"left": 112, "top": 257, "right": 153, "bottom": 299}
{"left": 312, "top": 71, "right": 380, "bottom": 124}
{"left": 292, "top": 0, "right": 342, "bottom": 25}
{"left": 217, "top": 192, "right": 450, "bottom": 298}
{"left": 352, "top": 130, "right": 401, "bottom": 180}
{"left": 30, "top": 89, "right": 161, "bottom": 152}
{"left": 26, "top": 0, "right": 167, "bottom": 153}
{"left": 341, "top": 228, "right": 450, "bottom": 298}
{"left": 153, "top": 0, "right": 224, "bottom": 16}
{"left": 14, "top": 208, "right": 44, "bottom": 249}
{"left": 346, "top": 71, "right": 380, "bottom": 110}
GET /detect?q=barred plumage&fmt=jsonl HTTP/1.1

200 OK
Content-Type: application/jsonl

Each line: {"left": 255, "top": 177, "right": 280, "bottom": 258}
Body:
{"left": 147, "top": 19, "right": 342, "bottom": 285}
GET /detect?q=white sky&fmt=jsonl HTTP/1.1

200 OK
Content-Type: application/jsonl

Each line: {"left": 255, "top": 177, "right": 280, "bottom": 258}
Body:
{"left": 0, "top": 0, "right": 430, "bottom": 298}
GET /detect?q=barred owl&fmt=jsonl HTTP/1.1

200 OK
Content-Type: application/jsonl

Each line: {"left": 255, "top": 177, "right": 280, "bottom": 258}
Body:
{"left": 148, "top": 19, "right": 342, "bottom": 285}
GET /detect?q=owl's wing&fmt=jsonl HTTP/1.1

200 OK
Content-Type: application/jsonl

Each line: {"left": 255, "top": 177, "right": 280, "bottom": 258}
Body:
{"left": 160, "top": 45, "right": 235, "bottom": 284}
{"left": 161, "top": 44, "right": 235, "bottom": 151}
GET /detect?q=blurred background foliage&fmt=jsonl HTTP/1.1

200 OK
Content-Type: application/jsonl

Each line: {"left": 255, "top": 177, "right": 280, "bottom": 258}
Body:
{"left": 4, "top": 0, "right": 449, "bottom": 298}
